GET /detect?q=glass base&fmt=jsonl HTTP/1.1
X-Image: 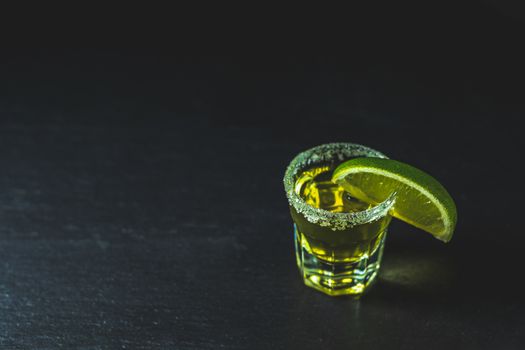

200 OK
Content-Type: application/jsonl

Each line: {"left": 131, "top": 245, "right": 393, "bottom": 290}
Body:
{"left": 294, "top": 226, "right": 386, "bottom": 296}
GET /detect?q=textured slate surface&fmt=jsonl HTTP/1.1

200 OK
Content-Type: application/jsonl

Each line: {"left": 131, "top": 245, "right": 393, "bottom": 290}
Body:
{"left": 1, "top": 12, "right": 525, "bottom": 349}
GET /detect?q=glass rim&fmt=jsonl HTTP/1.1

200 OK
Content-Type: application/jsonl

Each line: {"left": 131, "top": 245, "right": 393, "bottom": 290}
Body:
{"left": 283, "top": 142, "right": 396, "bottom": 230}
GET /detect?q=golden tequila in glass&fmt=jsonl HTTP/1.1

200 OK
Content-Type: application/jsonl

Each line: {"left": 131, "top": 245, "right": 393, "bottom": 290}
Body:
{"left": 284, "top": 143, "right": 395, "bottom": 296}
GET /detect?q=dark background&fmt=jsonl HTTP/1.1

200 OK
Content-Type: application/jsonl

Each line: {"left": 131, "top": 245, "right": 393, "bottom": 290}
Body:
{"left": 1, "top": 2, "right": 525, "bottom": 349}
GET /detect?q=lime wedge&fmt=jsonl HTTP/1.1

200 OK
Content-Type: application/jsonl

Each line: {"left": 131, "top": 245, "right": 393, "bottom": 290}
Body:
{"left": 332, "top": 157, "right": 457, "bottom": 242}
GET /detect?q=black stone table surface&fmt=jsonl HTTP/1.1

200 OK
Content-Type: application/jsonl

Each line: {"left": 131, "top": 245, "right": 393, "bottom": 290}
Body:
{"left": 1, "top": 13, "right": 525, "bottom": 348}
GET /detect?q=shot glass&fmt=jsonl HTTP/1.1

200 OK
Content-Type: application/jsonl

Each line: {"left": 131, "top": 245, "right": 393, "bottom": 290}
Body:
{"left": 284, "top": 143, "right": 396, "bottom": 296}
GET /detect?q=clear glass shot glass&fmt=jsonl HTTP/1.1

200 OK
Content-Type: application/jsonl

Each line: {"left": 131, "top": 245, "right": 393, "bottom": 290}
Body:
{"left": 284, "top": 143, "right": 396, "bottom": 296}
